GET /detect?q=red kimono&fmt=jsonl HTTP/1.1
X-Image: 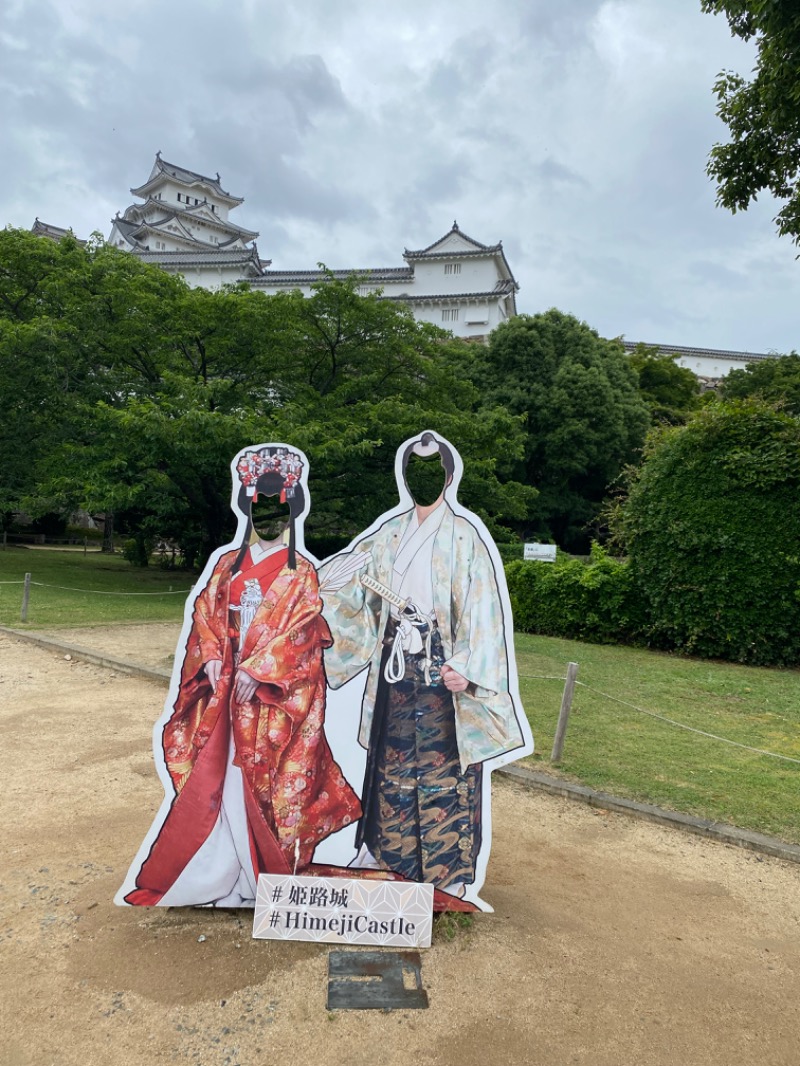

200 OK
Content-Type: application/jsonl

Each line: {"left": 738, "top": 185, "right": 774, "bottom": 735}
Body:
{"left": 126, "top": 546, "right": 361, "bottom": 906}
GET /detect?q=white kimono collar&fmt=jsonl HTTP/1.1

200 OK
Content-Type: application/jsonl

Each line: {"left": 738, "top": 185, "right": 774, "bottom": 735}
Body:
{"left": 393, "top": 502, "right": 447, "bottom": 580}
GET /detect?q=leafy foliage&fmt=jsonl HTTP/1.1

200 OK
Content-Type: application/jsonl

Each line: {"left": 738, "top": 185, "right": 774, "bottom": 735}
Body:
{"left": 0, "top": 229, "right": 534, "bottom": 564}
{"left": 627, "top": 344, "right": 701, "bottom": 424}
{"left": 505, "top": 545, "right": 646, "bottom": 645}
{"left": 720, "top": 352, "right": 800, "bottom": 415}
{"left": 702, "top": 1, "right": 800, "bottom": 242}
{"left": 619, "top": 399, "right": 800, "bottom": 666}
{"left": 469, "top": 310, "right": 650, "bottom": 551}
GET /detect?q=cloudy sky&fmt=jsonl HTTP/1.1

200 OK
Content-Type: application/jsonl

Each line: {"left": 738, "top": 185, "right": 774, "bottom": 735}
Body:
{"left": 2, "top": 0, "right": 797, "bottom": 353}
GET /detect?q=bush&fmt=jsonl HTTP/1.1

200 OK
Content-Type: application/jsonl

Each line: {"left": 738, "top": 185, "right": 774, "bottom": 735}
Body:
{"left": 66, "top": 524, "right": 104, "bottom": 541}
{"left": 122, "top": 534, "right": 154, "bottom": 568}
{"left": 505, "top": 544, "right": 646, "bottom": 644}
{"left": 621, "top": 400, "right": 800, "bottom": 666}
{"left": 495, "top": 542, "right": 524, "bottom": 564}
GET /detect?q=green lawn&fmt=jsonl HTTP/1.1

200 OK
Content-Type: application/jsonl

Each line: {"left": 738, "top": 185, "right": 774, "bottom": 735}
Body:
{"left": 2, "top": 548, "right": 798, "bottom": 843}
{"left": 517, "top": 633, "right": 800, "bottom": 844}
{"left": 0, "top": 546, "right": 193, "bottom": 627}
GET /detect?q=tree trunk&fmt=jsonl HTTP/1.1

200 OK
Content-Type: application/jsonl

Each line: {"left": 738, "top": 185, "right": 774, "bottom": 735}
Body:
{"left": 102, "top": 510, "right": 115, "bottom": 554}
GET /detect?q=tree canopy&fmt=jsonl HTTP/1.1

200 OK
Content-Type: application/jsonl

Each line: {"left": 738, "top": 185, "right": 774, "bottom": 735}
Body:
{"left": 618, "top": 399, "right": 800, "bottom": 666}
{"left": 720, "top": 352, "right": 800, "bottom": 415}
{"left": 467, "top": 309, "right": 650, "bottom": 551}
{"left": 702, "top": 1, "right": 800, "bottom": 242}
{"left": 0, "top": 229, "right": 534, "bottom": 565}
{"left": 626, "top": 344, "right": 701, "bottom": 425}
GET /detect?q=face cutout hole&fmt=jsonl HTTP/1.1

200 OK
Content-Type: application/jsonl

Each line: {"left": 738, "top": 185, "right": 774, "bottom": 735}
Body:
{"left": 251, "top": 493, "right": 288, "bottom": 541}
{"left": 404, "top": 453, "right": 447, "bottom": 506}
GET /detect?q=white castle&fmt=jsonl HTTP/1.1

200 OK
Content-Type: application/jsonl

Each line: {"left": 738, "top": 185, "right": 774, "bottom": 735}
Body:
{"left": 32, "top": 153, "right": 775, "bottom": 375}
{"left": 107, "top": 153, "right": 519, "bottom": 342}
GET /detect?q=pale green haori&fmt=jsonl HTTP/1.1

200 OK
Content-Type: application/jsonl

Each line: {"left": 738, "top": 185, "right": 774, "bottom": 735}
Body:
{"left": 320, "top": 505, "right": 524, "bottom": 772}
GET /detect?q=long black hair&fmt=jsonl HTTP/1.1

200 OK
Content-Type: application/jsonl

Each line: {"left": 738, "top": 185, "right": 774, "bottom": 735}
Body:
{"left": 232, "top": 468, "right": 306, "bottom": 574}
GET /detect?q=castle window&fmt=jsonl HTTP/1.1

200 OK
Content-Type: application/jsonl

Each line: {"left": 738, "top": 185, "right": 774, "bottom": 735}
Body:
{"left": 444, "top": 263, "right": 461, "bottom": 275}
{"left": 177, "top": 193, "right": 182, "bottom": 202}
{"left": 442, "top": 308, "right": 459, "bottom": 322}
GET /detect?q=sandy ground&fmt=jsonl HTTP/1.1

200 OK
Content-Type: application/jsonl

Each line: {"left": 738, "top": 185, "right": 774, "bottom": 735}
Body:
{"left": 2, "top": 629, "right": 800, "bottom": 1066}
{"left": 36, "top": 623, "right": 182, "bottom": 670}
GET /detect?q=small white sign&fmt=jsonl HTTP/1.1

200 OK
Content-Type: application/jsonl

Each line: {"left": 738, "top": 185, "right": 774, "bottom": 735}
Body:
{"left": 252, "top": 875, "right": 434, "bottom": 948}
{"left": 524, "top": 542, "right": 557, "bottom": 562}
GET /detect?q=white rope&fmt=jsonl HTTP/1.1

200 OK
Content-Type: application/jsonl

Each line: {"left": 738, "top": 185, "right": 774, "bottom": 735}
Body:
{"left": 384, "top": 627, "right": 406, "bottom": 683}
{"left": 0, "top": 580, "right": 25, "bottom": 585}
{"left": 518, "top": 673, "right": 567, "bottom": 681}
{"left": 575, "top": 681, "right": 800, "bottom": 766}
{"left": 29, "top": 581, "right": 191, "bottom": 596}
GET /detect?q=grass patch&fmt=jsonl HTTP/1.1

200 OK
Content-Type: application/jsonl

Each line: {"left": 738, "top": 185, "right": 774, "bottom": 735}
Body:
{"left": 0, "top": 546, "right": 193, "bottom": 628}
{"left": 516, "top": 633, "right": 800, "bottom": 844}
{"left": 432, "top": 911, "right": 474, "bottom": 942}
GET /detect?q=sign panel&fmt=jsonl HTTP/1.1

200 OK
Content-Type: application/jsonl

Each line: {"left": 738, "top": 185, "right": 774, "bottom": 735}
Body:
{"left": 252, "top": 874, "right": 433, "bottom": 947}
{"left": 524, "top": 542, "right": 557, "bottom": 562}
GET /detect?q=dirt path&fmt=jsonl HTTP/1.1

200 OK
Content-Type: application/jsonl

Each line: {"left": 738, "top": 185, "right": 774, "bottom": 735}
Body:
{"left": 2, "top": 631, "right": 799, "bottom": 1066}
{"left": 35, "top": 622, "right": 181, "bottom": 670}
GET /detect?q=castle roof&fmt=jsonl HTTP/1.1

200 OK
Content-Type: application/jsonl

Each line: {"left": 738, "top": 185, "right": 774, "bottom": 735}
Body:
{"left": 392, "top": 279, "right": 517, "bottom": 302}
{"left": 132, "top": 246, "right": 266, "bottom": 275}
{"left": 403, "top": 221, "right": 518, "bottom": 287}
{"left": 404, "top": 221, "right": 501, "bottom": 257}
{"left": 621, "top": 340, "right": 774, "bottom": 364}
{"left": 122, "top": 200, "right": 259, "bottom": 242}
{"left": 131, "top": 152, "right": 244, "bottom": 206}
{"left": 31, "top": 219, "right": 86, "bottom": 245}
{"left": 109, "top": 216, "right": 143, "bottom": 246}
{"left": 252, "top": 266, "right": 415, "bottom": 287}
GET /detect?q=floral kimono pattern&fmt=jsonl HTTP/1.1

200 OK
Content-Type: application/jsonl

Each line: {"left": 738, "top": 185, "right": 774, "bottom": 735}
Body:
{"left": 125, "top": 547, "right": 361, "bottom": 906}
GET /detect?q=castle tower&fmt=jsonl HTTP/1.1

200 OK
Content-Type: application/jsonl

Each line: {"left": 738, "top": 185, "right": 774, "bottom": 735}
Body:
{"left": 108, "top": 152, "right": 266, "bottom": 288}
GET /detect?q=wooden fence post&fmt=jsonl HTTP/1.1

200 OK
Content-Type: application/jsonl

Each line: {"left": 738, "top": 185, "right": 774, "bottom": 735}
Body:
{"left": 551, "top": 661, "right": 579, "bottom": 764}
{"left": 21, "top": 572, "right": 31, "bottom": 623}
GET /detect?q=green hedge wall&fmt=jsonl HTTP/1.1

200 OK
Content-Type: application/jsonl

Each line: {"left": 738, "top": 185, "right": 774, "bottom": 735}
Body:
{"left": 622, "top": 401, "right": 800, "bottom": 667}
{"left": 505, "top": 545, "right": 647, "bottom": 645}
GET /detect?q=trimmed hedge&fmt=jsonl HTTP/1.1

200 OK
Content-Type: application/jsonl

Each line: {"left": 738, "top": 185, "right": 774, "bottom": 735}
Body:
{"left": 622, "top": 400, "right": 800, "bottom": 667}
{"left": 505, "top": 544, "right": 646, "bottom": 645}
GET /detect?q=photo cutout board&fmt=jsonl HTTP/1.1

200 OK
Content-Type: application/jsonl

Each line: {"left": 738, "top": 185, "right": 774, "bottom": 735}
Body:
{"left": 313, "top": 431, "right": 534, "bottom": 911}
{"left": 116, "top": 442, "right": 360, "bottom": 907}
{"left": 116, "top": 433, "right": 533, "bottom": 913}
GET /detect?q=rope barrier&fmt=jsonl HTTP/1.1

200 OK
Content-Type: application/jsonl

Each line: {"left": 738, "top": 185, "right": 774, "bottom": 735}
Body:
{"left": 0, "top": 580, "right": 25, "bottom": 585}
{"left": 574, "top": 680, "right": 800, "bottom": 766}
{"left": 518, "top": 673, "right": 568, "bottom": 681}
{"left": 28, "top": 582, "right": 192, "bottom": 596}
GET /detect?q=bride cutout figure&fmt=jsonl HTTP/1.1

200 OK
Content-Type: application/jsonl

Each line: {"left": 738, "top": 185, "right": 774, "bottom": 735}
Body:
{"left": 116, "top": 444, "right": 360, "bottom": 907}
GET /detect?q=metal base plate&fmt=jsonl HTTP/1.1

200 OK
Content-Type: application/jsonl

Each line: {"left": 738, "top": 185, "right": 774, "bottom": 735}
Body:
{"left": 327, "top": 950, "right": 429, "bottom": 1011}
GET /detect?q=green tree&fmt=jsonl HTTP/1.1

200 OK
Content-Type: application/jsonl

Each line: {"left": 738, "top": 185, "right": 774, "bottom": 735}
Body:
{"left": 702, "top": 1, "right": 800, "bottom": 242}
{"left": 720, "top": 352, "right": 800, "bottom": 415}
{"left": 470, "top": 310, "right": 650, "bottom": 551}
{"left": 628, "top": 343, "right": 701, "bottom": 424}
{"left": 618, "top": 399, "right": 800, "bottom": 666}
{"left": 0, "top": 230, "right": 534, "bottom": 563}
